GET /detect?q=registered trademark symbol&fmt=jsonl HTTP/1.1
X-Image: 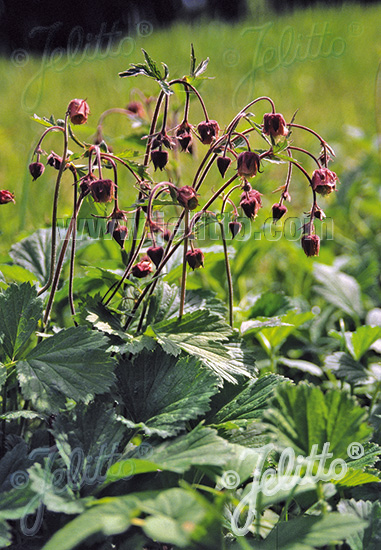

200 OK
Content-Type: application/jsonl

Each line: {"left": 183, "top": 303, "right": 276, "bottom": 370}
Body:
{"left": 347, "top": 442, "right": 364, "bottom": 460}
{"left": 348, "top": 22, "right": 363, "bottom": 37}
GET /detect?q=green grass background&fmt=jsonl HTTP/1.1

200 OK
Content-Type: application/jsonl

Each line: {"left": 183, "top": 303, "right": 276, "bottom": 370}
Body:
{"left": 0, "top": 1, "right": 380, "bottom": 261}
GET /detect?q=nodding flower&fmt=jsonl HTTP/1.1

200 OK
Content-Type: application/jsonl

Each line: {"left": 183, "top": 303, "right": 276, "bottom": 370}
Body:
{"left": 301, "top": 234, "right": 320, "bottom": 257}
{"left": 237, "top": 151, "right": 261, "bottom": 178}
{"left": 90, "top": 179, "right": 115, "bottom": 203}
{"left": 240, "top": 188, "right": 262, "bottom": 220}
{"left": 263, "top": 113, "right": 288, "bottom": 138}
{"left": 311, "top": 168, "right": 338, "bottom": 196}
{"left": 67, "top": 99, "right": 90, "bottom": 125}
{"left": 197, "top": 120, "right": 219, "bottom": 145}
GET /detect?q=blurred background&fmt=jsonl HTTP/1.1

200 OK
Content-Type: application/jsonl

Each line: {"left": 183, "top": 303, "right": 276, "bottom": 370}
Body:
{"left": 0, "top": 0, "right": 380, "bottom": 304}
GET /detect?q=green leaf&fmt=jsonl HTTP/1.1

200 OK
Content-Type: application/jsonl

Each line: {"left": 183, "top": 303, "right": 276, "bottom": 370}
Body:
{"left": 51, "top": 399, "right": 126, "bottom": 483}
{"left": 264, "top": 383, "right": 372, "bottom": 460}
{"left": 28, "top": 462, "right": 91, "bottom": 515}
{"left": 260, "top": 513, "right": 367, "bottom": 550}
{"left": 0, "top": 363, "right": 6, "bottom": 389}
{"left": 0, "top": 283, "right": 42, "bottom": 360}
{"left": 31, "top": 113, "right": 55, "bottom": 128}
{"left": 324, "top": 352, "right": 368, "bottom": 384}
{"left": 249, "top": 292, "right": 292, "bottom": 318}
{"left": 0, "top": 264, "right": 39, "bottom": 285}
{"left": 246, "top": 311, "right": 314, "bottom": 351}
{"left": 107, "top": 425, "right": 233, "bottom": 481}
{"left": 16, "top": 326, "right": 116, "bottom": 413}
{"left": 146, "top": 310, "right": 254, "bottom": 383}
{"left": 144, "top": 281, "right": 227, "bottom": 327}
{"left": 117, "top": 347, "right": 219, "bottom": 437}
{"left": 142, "top": 49, "right": 163, "bottom": 79}
{"left": 279, "top": 357, "right": 323, "bottom": 376}
{"left": 9, "top": 229, "right": 55, "bottom": 284}
{"left": 350, "top": 325, "right": 381, "bottom": 360}
{"left": 208, "top": 374, "right": 286, "bottom": 430}
{"left": 41, "top": 494, "right": 143, "bottom": 550}
{"left": 336, "top": 468, "right": 380, "bottom": 487}
{"left": 0, "top": 410, "right": 45, "bottom": 421}
{"left": 0, "top": 520, "right": 11, "bottom": 547}
{"left": 141, "top": 487, "right": 213, "bottom": 547}
{"left": 337, "top": 499, "right": 381, "bottom": 550}
{"left": 9, "top": 229, "right": 91, "bottom": 286}
{"left": 313, "top": 263, "right": 364, "bottom": 318}
{"left": 194, "top": 57, "right": 210, "bottom": 77}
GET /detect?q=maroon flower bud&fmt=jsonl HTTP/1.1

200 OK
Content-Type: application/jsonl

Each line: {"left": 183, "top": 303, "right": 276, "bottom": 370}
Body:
{"left": 90, "top": 178, "right": 114, "bottom": 203}
{"left": 197, "top": 120, "right": 219, "bottom": 145}
{"left": 229, "top": 220, "right": 242, "bottom": 239}
{"left": 0, "top": 190, "right": 15, "bottom": 204}
{"left": 151, "top": 132, "right": 173, "bottom": 150}
{"left": 79, "top": 173, "right": 96, "bottom": 197}
{"left": 240, "top": 189, "right": 262, "bottom": 220}
{"left": 29, "top": 162, "right": 45, "bottom": 180}
{"left": 311, "top": 168, "right": 338, "bottom": 196}
{"left": 163, "top": 229, "right": 172, "bottom": 242}
{"left": 301, "top": 234, "right": 320, "bottom": 257}
{"left": 237, "top": 151, "right": 261, "bottom": 178}
{"left": 147, "top": 246, "right": 164, "bottom": 267}
{"left": 67, "top": 99, "right": 90, "bottom": 125}
{"left": 176, "top": 122, "right": 193, "bottom": 152}
{"left": 176, "top": 186, "right": 199, "bottom": 210}
{"left": 107, "top": 222, "right": 128, "bottom": 248}
{"left": 131, "top": 259, "right": 153, "bottom": 278}
{"left": 263, "top": 113, "right": 288, "bottom": 138}
{"left": 126, "top": 101, "right": 145, "bottom": 118}
{"left": 47, "top": 152, "right": 63, "bottom": 170}
{"left": 186, "top": 248, "right": 204, "bottom": 270}
{"left": 217, "top": 156, "right": 231, "bottom": 177}
{"left": 314, "top": 207, "right": 326, "bottom": 220}
{"left": 272, "top": 203, "right": 288, "bottom": 221}
{"left": 151, "top": 150, "right": 168, "bottom": 171}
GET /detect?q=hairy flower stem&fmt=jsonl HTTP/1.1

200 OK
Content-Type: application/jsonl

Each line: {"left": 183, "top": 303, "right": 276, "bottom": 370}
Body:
{"left": 288, "top": 146, "right": 321, "bottom": 167}
{"left": 42, "top": 196, "right": 84, "bottom": 330}
{"left": 69, "top": 173, "right": 78, "bottom": 319}
{"left": 103, "top": 229, "right": 147, "bottom": 306}
{"left": 124, "top": 177, "right": 239, "bottom": 331}
{"left": 279, "top": 149, "right": 293, "bottom": 207}
{"left": 179, "top": 209, "right": 189, "bottom": 319}
{"left": 220, "top": 221, "right": 233, "bottom": 327}
{"left": 96, "top": 108, "right": 130, "bottom": 142}
{"left": 128, "top": 87, "right": 166, "bottom": 266}
{"left": 37, "top": 113, "right": 69, "bottom": 296}
{"left": 288, "top": 123, "right": 328, "bottom": 148}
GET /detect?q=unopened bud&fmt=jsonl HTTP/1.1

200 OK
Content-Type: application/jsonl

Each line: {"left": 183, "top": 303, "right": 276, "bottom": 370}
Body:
{"left": 217, "top": 156, "right": 231, "bottom": 177}
{"left": 272, "top": 203, "right": 288, "bottom": 221}
{"left": 29, "top": 162, "right": 45, "bottom": 180}
{"left": 229, "top": 220, "right": 242, "bottom": 239}
{"left": 176, "top": 186, "right": 199, "bottom": 210}
{"left": 240, "top": 189, "right": 262, "bottom": 220}
{"left": 186, "top": 248, "right": 204, "bottom": 270}
{"left": 147, "top": 246, "right": 164, "bottom": 267}
{"left": 151, "top": 150, "right": 168, "bottom": 171}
